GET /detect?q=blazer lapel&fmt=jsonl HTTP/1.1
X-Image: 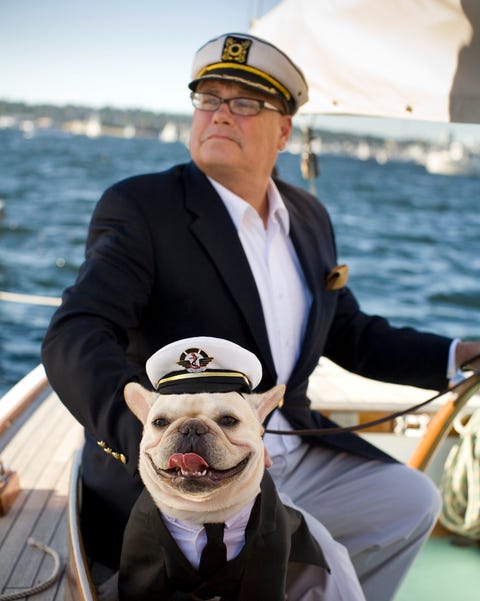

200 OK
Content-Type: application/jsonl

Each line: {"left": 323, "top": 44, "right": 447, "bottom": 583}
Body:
{"left": 283, "top": 194, "right": 335, "bottom": 386}
{"left": 287, "top": 202, "right": 321, "bottom": 296}
{"left": 182, "top": 163, "right": 276, "bottom": 382}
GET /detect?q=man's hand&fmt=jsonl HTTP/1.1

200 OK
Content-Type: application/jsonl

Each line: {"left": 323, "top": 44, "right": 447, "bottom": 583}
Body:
{"left": 455, "top": 341, "right": 480, "bottom": 371}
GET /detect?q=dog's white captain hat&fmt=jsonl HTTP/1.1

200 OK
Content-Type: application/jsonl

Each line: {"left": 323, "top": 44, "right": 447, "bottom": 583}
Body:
{"left": 146, "top": 337, "right": 262, "bottom": 394}
{"left": 189, "top": 32, "right": 308, "bottom": 115}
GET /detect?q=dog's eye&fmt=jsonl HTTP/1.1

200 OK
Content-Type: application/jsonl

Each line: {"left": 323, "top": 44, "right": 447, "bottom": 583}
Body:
{"left": 152, "top": 417, "right": 169, "bottom": 428}
{"left": 218, "top": 415, "right": 238, "bottom": 427}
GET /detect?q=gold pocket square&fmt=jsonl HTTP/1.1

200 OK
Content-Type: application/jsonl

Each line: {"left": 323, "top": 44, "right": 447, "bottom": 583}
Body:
{"left": 325, "top": 264, "right": 349, "bottom": 290}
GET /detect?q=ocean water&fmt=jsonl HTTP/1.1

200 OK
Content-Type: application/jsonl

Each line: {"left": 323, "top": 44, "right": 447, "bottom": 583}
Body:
{"left": 1, "top": 128, "right": 479, "bottom": 396}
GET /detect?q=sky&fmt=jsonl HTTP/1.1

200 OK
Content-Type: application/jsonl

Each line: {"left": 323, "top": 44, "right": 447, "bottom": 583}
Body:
{"left": 1, "top": 0, "right": 277, "bottom": 113}
{"left": 1, "top": 0, "right": 479, "bottom": 143}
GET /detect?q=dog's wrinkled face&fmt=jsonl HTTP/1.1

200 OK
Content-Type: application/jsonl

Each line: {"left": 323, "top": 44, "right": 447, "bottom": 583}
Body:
{"left": 124, "top": 383, "right": 284, "bottom": 524}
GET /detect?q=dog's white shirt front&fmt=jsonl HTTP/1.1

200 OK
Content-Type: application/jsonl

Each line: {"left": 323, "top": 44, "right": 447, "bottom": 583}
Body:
{"left": 161, "top": 498, "right": 256, "bottom": 569}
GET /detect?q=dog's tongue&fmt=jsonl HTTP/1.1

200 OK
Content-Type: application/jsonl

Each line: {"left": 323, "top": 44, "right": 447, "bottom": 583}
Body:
{"left": 168, "top": 452, "right": 209, "bottom": 472}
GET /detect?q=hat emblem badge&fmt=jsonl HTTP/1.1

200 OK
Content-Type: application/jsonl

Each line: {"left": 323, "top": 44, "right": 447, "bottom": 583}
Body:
{"left": 176, "top": 347, "right": 213, "bottom": 373}
{"left": 221, "top": 36, "right": 252, "bottom": 64}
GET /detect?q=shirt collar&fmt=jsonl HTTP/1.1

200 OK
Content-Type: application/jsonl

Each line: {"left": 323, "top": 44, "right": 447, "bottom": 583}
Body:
{"left": 208, "top": 177, "right": 290, "bottom": 235}
{"left": 161, "top": 498, "right": 256, "bottom": 534}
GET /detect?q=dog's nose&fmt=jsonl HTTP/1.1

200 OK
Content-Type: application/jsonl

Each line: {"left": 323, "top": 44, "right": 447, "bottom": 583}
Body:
{"left": 179, "top": 419, "right": 208, "bottom": 438}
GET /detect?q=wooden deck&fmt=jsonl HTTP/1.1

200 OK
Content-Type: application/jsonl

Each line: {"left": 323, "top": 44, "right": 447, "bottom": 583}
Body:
{"left": 0, "top": 385, "right": 84, "bottom": 600}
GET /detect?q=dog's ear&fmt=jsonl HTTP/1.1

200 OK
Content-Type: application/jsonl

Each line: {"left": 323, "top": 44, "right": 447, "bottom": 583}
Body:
{"left": 250, "top": 384, "right": 285, "bottom": 423}
{"left": 124, "top": 382, "right": 157, "bottom": 425}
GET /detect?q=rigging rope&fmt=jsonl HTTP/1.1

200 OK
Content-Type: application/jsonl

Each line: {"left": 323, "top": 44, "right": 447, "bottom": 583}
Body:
{"left": 265, "top": 368, "right": 480, "bottom": 437}
{"left": 0, "top": 291, "right": 61, "bottom": 307}
{"left": 0, "top": 538, "right": 62, "bottom": 601}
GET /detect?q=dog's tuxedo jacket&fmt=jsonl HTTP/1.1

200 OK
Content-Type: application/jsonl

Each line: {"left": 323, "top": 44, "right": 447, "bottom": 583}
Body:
{"left": 118, "top": 471, "right": 328, "bottom": 600}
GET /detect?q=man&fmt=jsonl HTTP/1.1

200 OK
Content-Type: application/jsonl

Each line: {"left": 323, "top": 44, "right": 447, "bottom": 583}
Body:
{"left": 42, "top": 33, "right": 480, "bottom": 600}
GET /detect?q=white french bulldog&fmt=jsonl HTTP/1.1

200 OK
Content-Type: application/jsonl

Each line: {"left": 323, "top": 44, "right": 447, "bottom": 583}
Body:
{"left": 99, "top": 337, "right": 327, "bottom": 600}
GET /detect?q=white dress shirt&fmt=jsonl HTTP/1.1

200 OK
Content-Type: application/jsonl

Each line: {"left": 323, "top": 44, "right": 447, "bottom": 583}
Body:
{"left": 162, "top": 499, "right": 255, "bottom": 569}
{"left": 209, "top": 177, "right": 311, "bottom": 385}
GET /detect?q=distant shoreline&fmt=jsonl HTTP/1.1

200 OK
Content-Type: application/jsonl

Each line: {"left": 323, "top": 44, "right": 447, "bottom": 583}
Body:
{"left": 1, "top": 99, "right": 479, "bottom": 177}
{"left": 0, "top": 98, "right": 191, "bottom": 140}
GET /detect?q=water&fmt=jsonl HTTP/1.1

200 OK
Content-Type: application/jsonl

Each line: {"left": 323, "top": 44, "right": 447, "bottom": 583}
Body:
{"left": 1, "top": 128, "right": 480, "bottom": 396}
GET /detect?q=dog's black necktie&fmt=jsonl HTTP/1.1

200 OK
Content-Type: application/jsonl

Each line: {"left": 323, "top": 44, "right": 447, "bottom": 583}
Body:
{"left": 199, "top": 522, "right": 227, "bottom": 577}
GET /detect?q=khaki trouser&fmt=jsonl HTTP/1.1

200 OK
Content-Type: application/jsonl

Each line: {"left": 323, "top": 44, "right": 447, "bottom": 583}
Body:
{"left": 269, "top": 444, "right": 441, "bottom": 601}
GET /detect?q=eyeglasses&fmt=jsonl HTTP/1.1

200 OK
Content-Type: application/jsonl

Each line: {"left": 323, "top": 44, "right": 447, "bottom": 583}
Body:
{"left": 190, "top": 92, "right": 284, "bottom": 116}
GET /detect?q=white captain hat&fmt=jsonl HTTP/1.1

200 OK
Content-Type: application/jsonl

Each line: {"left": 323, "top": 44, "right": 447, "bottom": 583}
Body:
{"left": 146, "top": 336, "right": 262, "bottom": 394}
{"left": 189, "top": 32, "right": 308, "bottom": 115}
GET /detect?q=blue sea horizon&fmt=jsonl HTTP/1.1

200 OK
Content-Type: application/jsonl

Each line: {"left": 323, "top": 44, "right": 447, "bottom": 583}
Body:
{"left": 1, "top": 128, "right": 479, "bottom": 396}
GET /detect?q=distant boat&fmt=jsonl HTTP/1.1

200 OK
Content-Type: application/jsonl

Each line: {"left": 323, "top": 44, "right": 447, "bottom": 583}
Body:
{"left": 61, "top": 113, "right": 102, "bottom": 138}
{"left": 159, "top": 121, "right": 178, "bottom": 143}
{"left": 20, "top": 119, "right": 35, "bottom": 138}
{"left": 424, "top": 142, "right": 480, "bottom": 176}
{"left": 122, "top": 124, "right": 136, "bottom": 139}
{"left": 84, "top": 114, "right": 102, "bottom": 138}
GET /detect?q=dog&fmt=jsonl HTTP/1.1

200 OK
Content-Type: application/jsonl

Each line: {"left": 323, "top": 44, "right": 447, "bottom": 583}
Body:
{"left": 102, "top": 337, "right": 328, "bottom": 601}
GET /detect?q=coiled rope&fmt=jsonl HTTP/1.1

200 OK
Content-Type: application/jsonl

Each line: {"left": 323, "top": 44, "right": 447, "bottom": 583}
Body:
{"left": 0, "top": 538, "right": 62, "bottom": 600}
{"left": 440, "top": 409, "right": 480, "bottom": 540}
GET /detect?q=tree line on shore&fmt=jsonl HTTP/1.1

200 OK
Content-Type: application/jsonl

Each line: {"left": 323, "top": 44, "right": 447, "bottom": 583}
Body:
{"left": 0, "top": 99, "right": 192, "bottom": 137}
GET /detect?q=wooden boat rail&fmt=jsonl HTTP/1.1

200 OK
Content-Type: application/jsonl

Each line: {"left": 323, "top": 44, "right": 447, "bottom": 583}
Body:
{"left": 408, "top": 373, "right": 480, "bottom": 470}
{"left": 65, "top": 451, "right": 97, "bottom": 601}
{"left": 0, "top": 365, "right": 50, "bottom": 436}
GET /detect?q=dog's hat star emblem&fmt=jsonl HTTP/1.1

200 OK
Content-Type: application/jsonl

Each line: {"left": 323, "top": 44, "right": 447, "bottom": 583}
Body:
{"left": 176, "top": 347, "right": 214, "bottom": 373}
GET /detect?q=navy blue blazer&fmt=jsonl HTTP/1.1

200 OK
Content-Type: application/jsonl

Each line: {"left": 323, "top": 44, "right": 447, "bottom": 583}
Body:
{"left": 41, "top": 161, "right": 451, "bottom": 556}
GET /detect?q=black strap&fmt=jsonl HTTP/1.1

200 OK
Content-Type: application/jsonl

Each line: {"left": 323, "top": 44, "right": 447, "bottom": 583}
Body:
{"left": 198, "top": 523, "right": 227, "bottom": 578}
{"left": 265, "top": 370, "right": 480, "bottom": 437}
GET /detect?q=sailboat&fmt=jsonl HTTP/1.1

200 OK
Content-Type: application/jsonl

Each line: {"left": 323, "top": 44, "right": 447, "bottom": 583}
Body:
{"left": 1, "top": 1, "right": 480, "bottom": 599}
{"left": 251, "top": 0, "right": 480, "bottom": 124}
{"left": 252, "top": 1, "right": 480, "bottom": 598}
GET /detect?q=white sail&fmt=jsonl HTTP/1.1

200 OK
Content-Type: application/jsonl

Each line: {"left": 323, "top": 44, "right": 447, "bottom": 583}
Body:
{"left": 251, "top": 0, "right": 480, "bottom": 124}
